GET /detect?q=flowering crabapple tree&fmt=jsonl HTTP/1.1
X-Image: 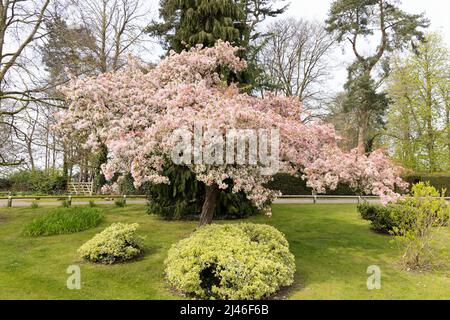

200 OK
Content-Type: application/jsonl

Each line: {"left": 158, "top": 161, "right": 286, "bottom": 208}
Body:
{"left": 56, "top": 41, "right": 407, "bottom": 226}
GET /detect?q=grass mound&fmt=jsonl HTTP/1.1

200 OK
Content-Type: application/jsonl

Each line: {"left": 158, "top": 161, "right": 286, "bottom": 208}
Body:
{"left": 23, "top": 207, "right": 103, "bottom": 236}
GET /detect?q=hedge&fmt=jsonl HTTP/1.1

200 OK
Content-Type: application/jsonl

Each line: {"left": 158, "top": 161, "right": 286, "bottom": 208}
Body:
{"left": 404, "top": 173, "right": 450, "bottom": 196}
{"left": 266, "top": 173, "right": 450, "bottom": 196}
{"left": 265, "top": 173, "right": 354, "bottom": 196}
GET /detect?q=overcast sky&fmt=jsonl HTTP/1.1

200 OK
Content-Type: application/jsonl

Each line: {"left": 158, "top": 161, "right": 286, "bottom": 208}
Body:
{"left": 146, "top": 0, "right": 450, "bottom": 92}
{"left": 273, "top": 0, "right": 450, "bottom": 90}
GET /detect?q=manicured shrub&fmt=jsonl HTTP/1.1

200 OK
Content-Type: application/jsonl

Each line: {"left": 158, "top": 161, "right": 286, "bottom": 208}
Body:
{"left": 165, "top": 223, "right": 296, "bottom": 300}
{"left": 78, "top": 223, "right": 144, "bottom": 264}
{"left": 357, "top": 202, "right": 379, "bottom": 221}
{"left": 114, "top": 199, "right": 125, "bottom": 207}
{"left": 23, "top": 207, "right": 103, "bottom": 236}
{"left": 358, "top": 203, "right": 417, "bottom": 234}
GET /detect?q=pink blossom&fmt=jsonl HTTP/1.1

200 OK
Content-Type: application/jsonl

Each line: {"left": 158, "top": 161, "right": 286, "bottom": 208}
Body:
{"left": 55, "top": 41, "right": 408, "bottom": 215}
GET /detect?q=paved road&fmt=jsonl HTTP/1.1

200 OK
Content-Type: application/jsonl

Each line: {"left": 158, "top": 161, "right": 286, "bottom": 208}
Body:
{"left": 0, "top": 198, "right": 381, "bottom": 208}
{"left": 0, "top": 199, "right": 147, "bottom": 208}
{"left": 274, "top": 198, "right": 380, "bottom": 204}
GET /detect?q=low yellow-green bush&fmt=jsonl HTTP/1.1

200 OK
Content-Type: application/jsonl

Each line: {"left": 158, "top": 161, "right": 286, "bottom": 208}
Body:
{"left": 165, "top": 223, "right": 296, "bottom": 300}
{"left": 78, "top": 223, "right": 144, "bottom": 264}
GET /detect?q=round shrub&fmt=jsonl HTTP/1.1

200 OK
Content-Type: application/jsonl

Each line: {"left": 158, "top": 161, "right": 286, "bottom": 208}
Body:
{"left": 165, "top": 223, "right": 296, "bottom": 300}
{"left": 23, "top": 207, "right": 103, "bottom": 236}
{"left": 358, "top": 203, "right": 418, "bottom": 234}
{"left": 358, "top": 183, "right": 449, "bottom": 234}
{"left": 78, "top": 223, "right": 144, "bottom": 264}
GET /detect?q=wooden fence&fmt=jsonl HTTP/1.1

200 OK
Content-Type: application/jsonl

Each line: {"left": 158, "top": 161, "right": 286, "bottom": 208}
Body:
{"left": 67, "top": 181, "right": 94, "bottom": 195}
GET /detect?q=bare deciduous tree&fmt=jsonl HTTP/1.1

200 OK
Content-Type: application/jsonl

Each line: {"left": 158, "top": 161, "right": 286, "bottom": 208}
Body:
{"left": 69, "top": 0, "right": 150, "bottom": 73}
{"left": 258, "top": 18, "right": 336, "bottom": 120}
{"left": 0, "top": 0, "right": 51, "bottom": 167}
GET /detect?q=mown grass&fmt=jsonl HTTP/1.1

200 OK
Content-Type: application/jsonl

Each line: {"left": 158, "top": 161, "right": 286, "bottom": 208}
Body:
{"left": 0, "top": 204, "right": 448, "bottom": 300}
{"left": 22, "top": 207, "right": 103, "bottom": 236}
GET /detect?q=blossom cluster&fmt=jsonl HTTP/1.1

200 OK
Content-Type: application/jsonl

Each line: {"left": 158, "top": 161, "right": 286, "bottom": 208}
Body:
{"left": 55, "top": 41, "right": 407, "bottom": 215}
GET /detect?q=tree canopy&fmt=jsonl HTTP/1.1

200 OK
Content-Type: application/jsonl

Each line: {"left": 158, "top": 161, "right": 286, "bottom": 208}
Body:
{"left": 56, "top": 41, "right": 407, "bottom": 224}
{"left": 326, "top": 0, "right": 429, "bottom": 154}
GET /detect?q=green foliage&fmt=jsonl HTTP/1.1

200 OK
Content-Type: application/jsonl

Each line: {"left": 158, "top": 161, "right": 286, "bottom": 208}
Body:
{"left": 30, "top": 202, "right": 39, "bottom": 209}
{"left": 326, "top": 0, "right": 428, "bottom": 50}
{"left": 266, "top": 173, "right": 355, "bottom": 195}
{"left": 114, "top": 199, "right": 125, "bottom": 207}
{"left": 326, "top": 0, "right": 429, "bottom": 151}
{"left": 147, "top": 166, "right": 259, "bottom": 220}
{"left": 358, "top": 203, "right": 417, "bottom": 234}
{"left": 146, "top": 166, "right": 203, "bottom": 219}
{"left": 404, "top": 174, "right": 450, "bottom": 197}
{"left": 147, "top": 0, "right": 243, "bottom": 53}
{"left": 23, "top": 207, "right": 103, "bottom": 237}
{"left": 78, "top": 223, "right": 144, "bottom": 264}
{"left": 165, "top": 223, "right": 295, "bottom": 300}
{"left": 214, "top": 190, "right": 259, "bottom": 219}
{"left": 88, "top": 201, "right": 96, "bottom": 207}
{"left": 342, "top": 68, "right": 389, "bottom": 152}
{"left": 7, "top": 169, "right": 66, "bottom": 194}
{"left": 118, "top": 173, "right": 137, "bottom": 195}
{"left": 61, "top": 200, "right": 70, "bottom": 208}
{"left": 104, "top": 172, "right": 146, "bottom": 196}
{"left": 0, "top": 178, "right": 11, "bottom": 190}
{"left": 391, "top": 182, "right": 450, "bottom": 270}
{"left": 146, "top": 0, "right": 287, "bottom": 91}
{"left": 92, "top": 143, "right": 108, "bottom": 193}
{"left": 357, "top": 202, "right": 379, "bottom": 222}
{"left": 359, "top": 182, "right": 449, "bottom": 237}
{"left": 401, "top": 182, "right": 449, "bottom": 225}
{"left": 385, "top": 33, "right": 450, "bottom": 172}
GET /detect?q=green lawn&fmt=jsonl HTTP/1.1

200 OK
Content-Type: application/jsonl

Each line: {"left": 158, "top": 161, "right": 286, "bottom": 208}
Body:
{"left": 0, "top": 204, "right": 448, "bottom": 300}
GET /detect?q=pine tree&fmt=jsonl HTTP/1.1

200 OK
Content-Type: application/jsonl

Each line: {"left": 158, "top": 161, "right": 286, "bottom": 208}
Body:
{"left": 326, "top": 0, "right": 429, "bottom": 154}
{"left": 147, "top": 0, "right": 243, "bottom": 52}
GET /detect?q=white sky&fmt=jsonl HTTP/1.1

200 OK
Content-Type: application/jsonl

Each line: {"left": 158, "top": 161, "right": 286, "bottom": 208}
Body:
{"left": 146, "top": 0, "right": 450, "bottom": 93}
{"left": 274, "top": 0, "right": 450, "bottom": 90}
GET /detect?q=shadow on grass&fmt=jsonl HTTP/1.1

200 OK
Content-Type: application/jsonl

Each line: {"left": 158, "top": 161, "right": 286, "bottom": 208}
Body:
{"left": 249, "top": 204, "right": 398, "bottom": 295}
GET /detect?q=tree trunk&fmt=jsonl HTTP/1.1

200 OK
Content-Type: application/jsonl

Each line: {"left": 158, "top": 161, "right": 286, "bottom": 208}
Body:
{"left": 357, "top": 108, "right": 369, "bottom": 155}
{"left": 199, "top": 184, "right": 220, "bottom": 226}
{"left": 446, "top": 103, "right": 450, "bottom": 168}
{"left": 425, "top": 64, "right": 436, "bottom": 172}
